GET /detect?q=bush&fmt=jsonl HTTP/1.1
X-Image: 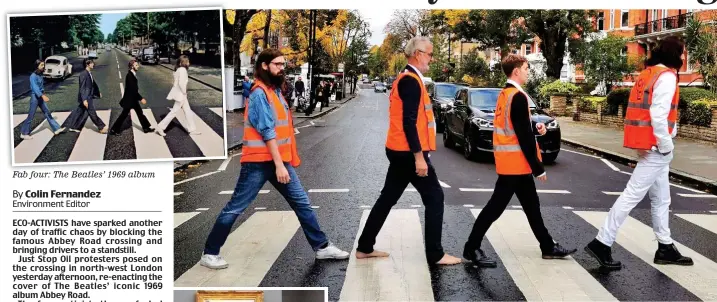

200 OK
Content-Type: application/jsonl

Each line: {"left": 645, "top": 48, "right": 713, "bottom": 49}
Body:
{"left": 578, "top": 96, "right": 607, "bottom": 113}
{"left": 679, "top": 87, "right": 716, "bottom": 108}
{"left": 680, "top": 98, "right": 715, "bottom": 127}
{"left": 538, "top": 80, "right": 580, "bottom": 99}
{"left": 606, "top": 88, "right": 630, "bottom": 116}
{"left": 526, "top": 77, "right": 554, "bottom": 108}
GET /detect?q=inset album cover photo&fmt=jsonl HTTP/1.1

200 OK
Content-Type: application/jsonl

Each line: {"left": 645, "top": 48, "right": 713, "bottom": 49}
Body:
{"left": 8, "top": 7, "right": 227, "bottom": 165}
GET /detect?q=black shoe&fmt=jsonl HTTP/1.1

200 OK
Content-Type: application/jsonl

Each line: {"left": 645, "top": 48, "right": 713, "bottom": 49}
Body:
{"left": 143, "top": 127, "right": 155, "bottom": 133}
{"left": 463, "top": 243, "right": 497, "bottom": 268}
{"left": 654, "top": 243, "right": 694, "bottom": 266}
{"left": 542, "top": 243, "right": 577, "bottom": 259}
{"left": 584, "top": 239, "right": 622, "bottom": 270}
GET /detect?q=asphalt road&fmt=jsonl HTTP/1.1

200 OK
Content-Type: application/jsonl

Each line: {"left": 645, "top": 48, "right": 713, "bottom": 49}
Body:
{"left": 173, "top": 88, "right": 717, "bottom": 301}
{"left": 11, "top": 48, "right": 225, "bottom": 164}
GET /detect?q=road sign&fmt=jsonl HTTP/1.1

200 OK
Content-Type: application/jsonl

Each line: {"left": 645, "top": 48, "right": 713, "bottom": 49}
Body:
{"left": 338, "top": 63, "right": 344, "bottom": 72}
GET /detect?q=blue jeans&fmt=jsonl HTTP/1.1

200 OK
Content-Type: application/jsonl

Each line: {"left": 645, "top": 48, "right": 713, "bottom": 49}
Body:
{"left": 21, "top": 96, "right": 61, "bottom": 135}
{"left": 204, "top": 162, "right": 329, "bottom": 255}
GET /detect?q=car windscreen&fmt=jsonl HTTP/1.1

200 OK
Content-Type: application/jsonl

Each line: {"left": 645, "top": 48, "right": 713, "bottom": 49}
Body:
{"left": 45, "top": 59, "right": 61, "bottom": 65}
{"left": 469, "top": 89, "right": 537, "bottom": 108}
{"left": 435, "top": 84, "right": 460, "bottom": 98}
{"left": 143, "top": 48, "right": 154, "bottom": 54}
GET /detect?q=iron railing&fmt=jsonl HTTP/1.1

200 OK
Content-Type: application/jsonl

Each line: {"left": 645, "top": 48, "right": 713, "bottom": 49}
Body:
{"left": 635, "top": 12, "right": 693, "bottom": 36}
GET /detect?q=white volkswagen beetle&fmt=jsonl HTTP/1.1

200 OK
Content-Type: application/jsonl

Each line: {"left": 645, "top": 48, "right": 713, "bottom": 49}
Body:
{"left": 43, "top": 56, "right": 72, "bottom": 80}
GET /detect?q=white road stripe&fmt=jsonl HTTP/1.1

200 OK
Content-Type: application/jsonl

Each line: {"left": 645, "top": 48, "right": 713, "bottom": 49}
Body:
{"left": 439, "top": 180, "right": 451, "bottom": 188}
{"left": 170, "top": 106, "right": 224, "bottom": 157}
{"left": 460, "top": 188, "right": 494, "bottom": 192}
{"left": 208, "top": 107, "right": 224, "bottom": 118}
{"left": 360, "top": 205, "right": 372, "bottom": 209}
{"left": 174, "top": 212, "right": 200, "bottom": 228}
{"left": 294, "top": 128, "right": 300, "bottom": 134}
{"left": 311, "top": 206, "right": 320, "bottom": 209}
{"left": 13, "top": 114, "right": 27, "bottom": 128}
{"left": 678, "top": 193, "right": 716, "bottom": 198}
{"left": 174, "top": 211, "right": 300, "bottom": 287}
{"left": 196, "top": 208, "right": 209, "bottom": 211}
{"left": 602, "top": 191, "right": 623, "bottom": 196}
{"left": 340, "top": 209, "right": 434, "bottom": 301}
{"left": 576, "top": 211, "right": 717, "bottom": 301}
{"left": 174, "top": 192, "right": 183, "bottom": 196}
{"left": 561, "top": 148, "right": 601, "bottom": 159}
{"left": 617, "top": 171, "right": 703, "bottom": 194}
{"left": 710, "top": 211, "right": 717, "bottom": 214}
{"left": 118, "top": 71, "right": 122, "bottom": 79}
{"left": 676, "top": 214, "right": 717, "bottom": 234}
{"left": 563, "top": 206, "right": 574, "bottom": 210}
{"left": 308, "top": 189, "right": 349, "bottom": 193}
{"left": 219, "top": 190, "right": 268, "bottom": 195}
{"left": 67, "top": 110, "right": 111, "bottom": 162}
{"left": 511, "top": 205, "right": 522, "bottom": 209}
{"left": 132, "top": 109, "right": 173, "bottom": 159}
{"left": 619, "top": 171, "right": 632, "bottom": 176}
{"left": 463, "top": 204, "right": 475, "bottom": 208}
{"left": 411, "top": 205, "right": 422, "bottom": 208}
{"left": 218, "top": 152, "right": 241, "bottom": 171}
{"left": 473, "top": 209, "right": 617, "bottom": 301}
{"left": 405, "top": 188, "right": 417, "bottom": 192}
{"left": 14, "top": 112, "right": 71, "bottom": 164}
{"left": 459, "top": 188, "right": 570, "bottom": 194}
{"left": 120, "top": 83, "right": 124, "bottom": 95}
{"left": 174, "top": 171, "right": 220, "bottom": 186}
{"left": 255, "top": 207, "right": 267, "bottom": 210}
{"left": 601, "top": 159, "right": 620, "bottom": 172}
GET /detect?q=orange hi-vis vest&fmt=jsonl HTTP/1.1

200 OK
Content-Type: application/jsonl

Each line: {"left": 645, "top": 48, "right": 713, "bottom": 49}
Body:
{"left": 493, "top": 87, "right": 542, "bottom": 175}
{"left": 385, "top": 70, "right": 437, "bottom": 152}
{"left": 624, "top": 66, "right": 679, "bottom": 150}
{"left": 240, "top": 80, "right": 301, "bottom": 167}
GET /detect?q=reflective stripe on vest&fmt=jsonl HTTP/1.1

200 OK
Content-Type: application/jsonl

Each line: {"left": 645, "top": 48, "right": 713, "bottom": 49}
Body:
{"left": 494, "top": 90, "right": 518, "bottom": 138}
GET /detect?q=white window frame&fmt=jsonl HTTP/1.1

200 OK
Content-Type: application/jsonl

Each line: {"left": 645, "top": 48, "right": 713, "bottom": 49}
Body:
{"left": 686, "top": 51, "right": 692, "bottom": 72}
{"left": 610, "top": 10, "right": 615, "bottom": 30}
{"left": 525, "top": 44, "right": 532, "bottom": 55}
{"left": 621, "top": 9, "right": 630, "bottom": 28}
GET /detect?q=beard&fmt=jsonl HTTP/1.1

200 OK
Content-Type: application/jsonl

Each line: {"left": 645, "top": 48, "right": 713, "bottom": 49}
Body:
{"left": 269, "top": 71, "right": 285, "bottom": 87}
{"left": 35, "top": 68, "right": 44, "bottom": 74}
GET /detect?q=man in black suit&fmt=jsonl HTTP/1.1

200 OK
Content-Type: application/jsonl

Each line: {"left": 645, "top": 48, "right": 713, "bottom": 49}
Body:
{"left": 67, "top": 58, "right": 107, "bottom": 133}
{"left": 110, "top": 59, "right": 153, "bottom": 135}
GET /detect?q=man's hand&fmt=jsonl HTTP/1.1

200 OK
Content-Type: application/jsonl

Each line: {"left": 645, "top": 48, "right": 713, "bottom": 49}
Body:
{"left": 276, "top": 165, "right": 290, "bottom": 184}
{"left": 41, "top": 95, "right": 50, "bottom": 102}
{"left": 415, "top": 155, "right": 428, "bottom": 177}
{"left": 141, "top": 98, "right": 147, "bottom": 105}
{"left": 637, "top": 149, "right": 649, "bottom": 158}
{"left": 83, "top": 100, "right": 89, "bottom": 108}
{"left": 536, "top": 123, "right": 547, "bottom": 136}
{"left": 537, "top": 173, "right": 547, "bottom": 182}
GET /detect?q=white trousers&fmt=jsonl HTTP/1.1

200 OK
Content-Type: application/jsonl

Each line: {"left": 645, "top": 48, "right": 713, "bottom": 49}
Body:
{"left": 157, "top": 97, "right": 197, "bottom": 132}
{"left": 597, "top": 150, "right": 674, "bottom": 246}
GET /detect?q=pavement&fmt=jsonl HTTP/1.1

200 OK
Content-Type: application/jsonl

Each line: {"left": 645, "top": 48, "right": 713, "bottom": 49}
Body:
{"left": 173, "top": 88, "right": 717, "bottom": 301}
{"left": 11, "top": 51, "right": 80, "bottom": 99}
{"left": 159, "top": 59, "right": 222, "bottom": 91}
{"left": 11, "top": 48, "right": 225, "bottom": 164}
{"left": 557, "top": 117, "right": 717, "bottom": 192}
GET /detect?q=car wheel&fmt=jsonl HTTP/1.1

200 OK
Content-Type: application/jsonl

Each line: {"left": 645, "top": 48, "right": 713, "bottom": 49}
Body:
{"left": 463, "top": 128, "right": 477, "bottom": 161}
{"left": 542, "top": 152, "right": 559, "bottom": 164}
{"left": 443, "top": 129, "right": 455, "bottom": 149}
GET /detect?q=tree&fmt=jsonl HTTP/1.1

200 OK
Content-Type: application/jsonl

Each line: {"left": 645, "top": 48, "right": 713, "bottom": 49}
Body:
{"left": 452, "top": 10, "right": 530, "bottom": 58}
{"left": 385, "top": 10, "right": 432, "bottom": 44}
{"left": 686, "top": 13, "right": 717, "bottom": 93}
{"left": 427, "top": 33, "right": 452, "bottom": 81}
{"left": 521, "top": 10, "right": 596, "bottom": 79}
{"left": 571, "top": 34, "right": 638, "bottom": 95}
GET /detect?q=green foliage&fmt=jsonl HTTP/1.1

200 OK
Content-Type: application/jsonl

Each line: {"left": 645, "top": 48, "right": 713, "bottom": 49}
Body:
{"left": 570, "top": 34, "right": 637, "bottom": 95}
{"left": 680, "top": 87, "right": 716, "bottom": 108}
{"left": 525, "top": 75, "right": 553, "bottom": 108}
{"left": 681, "top": 98, "right": 714, "bottom": 127}
{"left": 427, "top": 33, "right": 453, "bottom": 81}
{"left": 606, "top": 88, "right": 630, "bottom": 116}
{"left": 686, "top": 15, "right": 717, "bottom": 93}
{"left": 538, "top": 80, "right": 580, "bottom": 98}
{"left": 578, "top": 96, "right": 607, "bottom": 113}
{"left": 452, "top": 10, "right": 529, "bottom": 57}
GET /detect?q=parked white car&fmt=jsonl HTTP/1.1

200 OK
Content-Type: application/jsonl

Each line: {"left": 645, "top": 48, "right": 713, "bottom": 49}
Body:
{"left": 88, "top": 51, "right": 98, "bottom": 59}
{"left": 43, "top": 56, "right": 72, "bottom": 80}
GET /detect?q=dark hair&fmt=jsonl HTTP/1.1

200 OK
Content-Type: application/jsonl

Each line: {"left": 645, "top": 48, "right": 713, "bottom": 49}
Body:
{"left": 646, "top": 36, "right": 685, "bottom": 70}
{"left": 501, "top": 54, "right": 528, "bottom": 77}
{"left": 253, "top": 48, "right": 284, "bottom": 87}
{"left": 128, "top": 59, "right": 137, "bottom": 69}
{"left": 84, "top": 58, "right": 94, "bottom": 67}
{"left": 176, "top": 55, "right": 190, "bottom": 70}
{"left": 34, "top": 59, "right": 43, "bottom": 74}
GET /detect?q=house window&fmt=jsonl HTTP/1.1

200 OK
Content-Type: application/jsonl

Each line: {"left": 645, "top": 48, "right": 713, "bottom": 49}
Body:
{"left": 597, "top": 12, "right": 604, "bottom": 30}
{"left": 621, "top": 46, "right": 628, "bottom": 56}
{"left": 525, "top": 44, "right": 532, "bottom": 55}
{"left": 512, "top": 49, "right": 519, "bottom": 54}
{"left": 610, "top": 10, "right": 615, "bottom": 30}
{"left": 621, "top": 9, "right": 629, "bottom": 28}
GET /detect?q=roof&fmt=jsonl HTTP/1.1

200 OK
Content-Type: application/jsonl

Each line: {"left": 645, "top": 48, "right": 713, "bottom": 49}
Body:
{"left": 45, "top": 55, "right": 67, "bottom": 60}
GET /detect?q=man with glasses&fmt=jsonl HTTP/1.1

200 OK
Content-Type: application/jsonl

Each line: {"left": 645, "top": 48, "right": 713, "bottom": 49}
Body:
{"left": 200, "top": 49, "right": 350, "bottom": 270}
{"left": 356, "top": 36, "right": 462, "bottom": 266}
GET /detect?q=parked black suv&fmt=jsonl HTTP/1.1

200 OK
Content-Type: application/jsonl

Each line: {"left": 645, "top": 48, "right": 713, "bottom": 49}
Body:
{"left": 425, "top": 82, "right": 468, "bottom": 133}
{"left": 443, "top": 87, "right": 561, "bottom": 163}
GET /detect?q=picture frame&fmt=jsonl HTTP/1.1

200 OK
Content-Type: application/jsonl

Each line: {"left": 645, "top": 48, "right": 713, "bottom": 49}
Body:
{"left": 195, "top": 290, "right": 264, "bottom": 302}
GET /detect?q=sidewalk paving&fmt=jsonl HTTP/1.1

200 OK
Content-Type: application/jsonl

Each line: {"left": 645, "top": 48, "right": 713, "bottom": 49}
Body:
{"left": 159, "top": 59, "right": 222, "bottom": 91}
{"left": 557, "top": 117, "right": 717, "bottom": 191}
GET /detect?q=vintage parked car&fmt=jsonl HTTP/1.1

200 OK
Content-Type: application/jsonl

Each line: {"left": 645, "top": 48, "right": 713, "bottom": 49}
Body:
{"left": 374, "top": 82, "right": 387, "bottom": 93}
{"left": 139, "top": 47, "right": 159, "bottom": 64}
{"left": 443, "top": 87, "right": 561, "bottom": 163}
{"left": 88, "top": 51, "right": 98, "bottom": 59}
{"left": 42, "top": 56, "right": 72, "bottom": 80}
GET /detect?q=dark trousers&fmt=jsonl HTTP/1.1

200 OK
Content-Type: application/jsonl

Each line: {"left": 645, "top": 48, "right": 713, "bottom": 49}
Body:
{"left": 357, "top": 150, "right": 445, "bottom": 263}
{"left": 67, "top": 100, "right": 105, "bottom": 130}
{"left": 465, "top": 174, "right": 554, "bottom": 252}
{"left": 111, "top": 103, "right": 152, "bottom": 133}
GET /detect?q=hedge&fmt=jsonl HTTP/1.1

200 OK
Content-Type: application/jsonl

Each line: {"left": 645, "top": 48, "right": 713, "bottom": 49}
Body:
{"left": 679, "top": 87, "right": 715, "bottom": 108}
{"left": 539, "top": 80, "right": 580, "bottom": 99}
{"left": 578, "top": 96, "right": 607, "bottom": 113}
{"left": 606, "top": 88, "right": 630, "bottom": 116}
{"left": 681, "top": 98, "right": 716, "bottom": 127}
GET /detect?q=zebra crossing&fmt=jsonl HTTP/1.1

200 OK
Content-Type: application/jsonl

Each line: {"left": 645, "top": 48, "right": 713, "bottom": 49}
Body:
{"left": 12, "top": 106, "right": 225, "bottom": 164}
{"left": 173, "top": 205, "right": 717, "bottom": 301}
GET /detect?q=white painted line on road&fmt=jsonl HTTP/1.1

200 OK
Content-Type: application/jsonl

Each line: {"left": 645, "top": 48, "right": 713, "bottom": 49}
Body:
{"left": 174, "top": 212, "right": 201, "bottom": 228}
{"left": 196, "top": 208, "right": 209, "bottom": 211}
{"left": 511, "top": 205, "right": 522, "bottom": 209}
{"left": 296, "top": 124, "right": 313, "bottom": 129}
{"left": 294, "top": 128, "right": 300, "bottom": 134}
{"left": 174, "top": 171, "right": 221, "bottom": 186}
{"left": 602, "top": 191, "right": 623, "bottom": 196}
{"left": 217, "top": 152, "right": 241, "bottom": 171}
{"left": 561, "top": 148, "right": 601, "bottom": 159}
{"left": 118, "top": 71, "right": 122, "bottom": 79}
{"left": 411, "top": 205, "right": 422, "bottom": 208}
{"left": 308, "top": 189, "right": 349, "bottom": 193}
{"left": 463, "top": 204, "right": 475, "bottom": 208}
{"left": 460, "top": 188, "right": 493, "bottom": 192}
{"left": 311, "top": 206, "right": 320, "bottom": 209}
{"left": 340, "top": 209, "right": 434, "bottom": 301}
{"left": 678, "top": 193, "right": 717, "bottom": 198}
{"left": 601, "top": 158, "right": 621, "bottom": 172}
{"left": 218, "top": 191, "right": 232, "bottom": 195}
{"left": 14, "top": 112, "right": 71, "bottom": 164}
{"left": 173, "top": 104, "right": 225, "bottom": 157}
{"left": 13, "top": 114, "right": 27, "bottom": 128}
{"left": 710, "top": 211, "right": 717, "bottom": 214}
{"left": 563, "top": 206, "right": 574, "bottom": 210}
{"left": 474, "top": 209, "right": 616, "bottom": 301}
{"left": 619, "top": 171, "right": 632, "bottom": 176}
{"left": 537, "top": 190, "right": 571, "bottom": 194}
{"left": 671, "top": 183, "right": 706, "bottom": 194}
{"left": 175, "top": 211, "right": 300, "bottom": 287}
{"left": 405, "top": 188, "right": 417, "bottom": 192}
{"left": 174, "top": 192, "right": 183, "bottom": 196}
{"left": 120, "top": 83, "right": 124, "bottom": 95}
{"left": 676, "top": 214, "right": 717, "bottom": 234}
{"left": 255, "top": 207, "right": 267, "bottom": 210}
{"left": 576, "top": 211, "right": 717, "bottom": 301}
{"left": 310, "top": 121, "right": 315, "bottom": 126}
{"left": 132, "top": 109, "right": 173, "bottom": 159}
{"left": 439, "top": 180, "right": 451, "bottom": 188}
{"left": 67, "top": 109, "right": 110, "bottom": 162}
{"left": 208, "top": 107, "right": 224, "bottom": 118}
{"left": 260, "top": 190, "right": 269, "bottom": 194}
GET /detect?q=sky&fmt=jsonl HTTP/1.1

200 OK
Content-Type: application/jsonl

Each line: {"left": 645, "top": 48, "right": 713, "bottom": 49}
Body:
{"left": 100, "top": 13, "right": 129, "bottom": 38}
{"left": 357, "top": 9, "right": 394, "bottom": 47}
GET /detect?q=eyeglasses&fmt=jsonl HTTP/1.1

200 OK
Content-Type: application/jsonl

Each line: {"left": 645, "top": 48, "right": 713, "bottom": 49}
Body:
{"left": 269, "top": 61, "right": 286, "bottom": 68}
{"left": 418, "top": 50, "right": 434, "bottom": 58}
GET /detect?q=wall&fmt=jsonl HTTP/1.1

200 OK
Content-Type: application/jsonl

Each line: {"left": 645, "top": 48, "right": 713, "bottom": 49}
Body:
{"left": 173, "top": 290, "right": 284, "bottom": 302}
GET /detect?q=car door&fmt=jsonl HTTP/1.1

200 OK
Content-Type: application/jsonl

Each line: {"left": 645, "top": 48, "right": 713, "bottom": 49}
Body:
{"left": 448, "top": 89, "right": 465, "bottom": 135}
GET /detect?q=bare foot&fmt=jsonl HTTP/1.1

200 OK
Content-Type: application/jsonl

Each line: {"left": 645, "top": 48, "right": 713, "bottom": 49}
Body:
{"left": 435, "top": 254, "right": 462, "bottom": 265}
{"left": 356, "top": 250, "right": 390, "bottom": 259}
